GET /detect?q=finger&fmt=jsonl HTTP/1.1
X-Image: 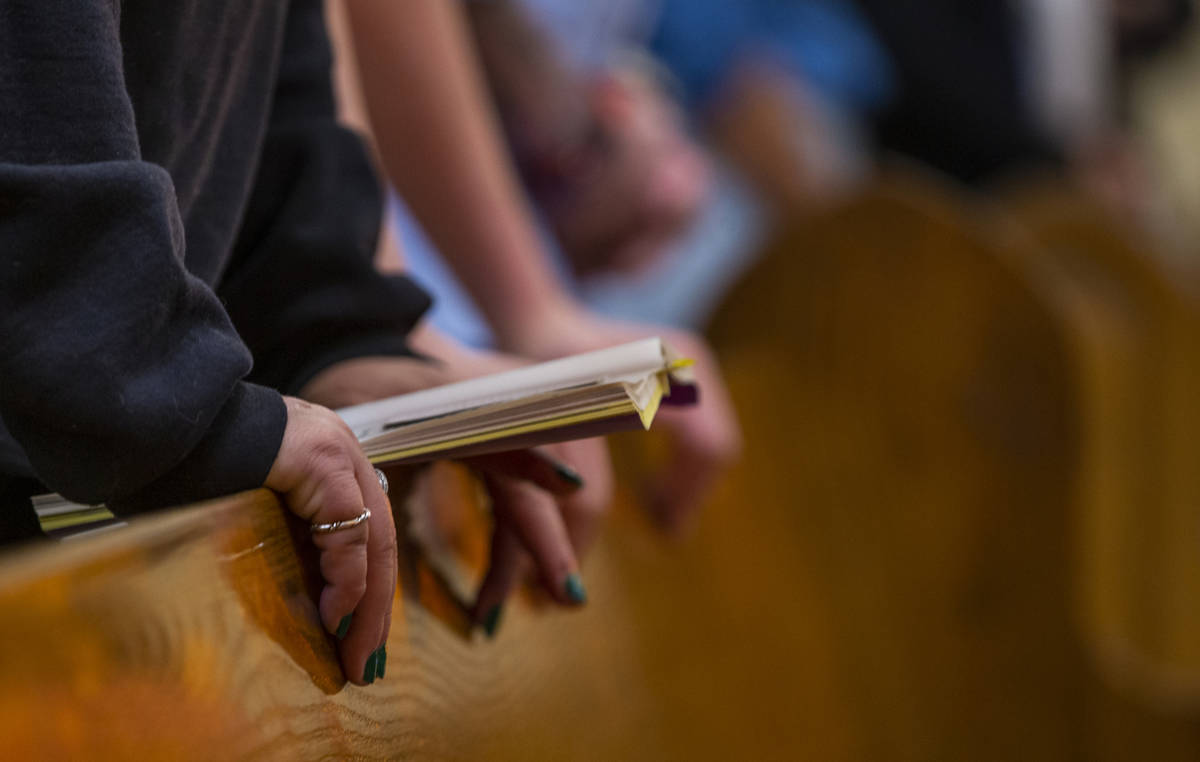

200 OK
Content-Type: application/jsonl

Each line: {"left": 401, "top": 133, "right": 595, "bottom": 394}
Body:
{"left": 605, "top": 232, "right": 669, "bottom": 276}
{"left": 550, "top": 439, "right": 613, "bottom": 557}
{"left": 305, "top": 466, "right": 371, "bottom": 639}
{"left": 645, "top": 405, "right": 727, "bottom": 534}
{"left": 470, "top": 526, "right": 526, "bottom": 638}
{"left": 337, "top": 451, "right": 398, "bottom": 686}
{"left": 646, "top": 342, "right": 743, "bottom": 532}
{"left": 483, "top": 472, "right": 585, "bottom": 607}
{"left": 465, "top": 449, "right": 585, "bottom": 496}
{"left": 648, "top": 447, "right": 718, "bottom": 535}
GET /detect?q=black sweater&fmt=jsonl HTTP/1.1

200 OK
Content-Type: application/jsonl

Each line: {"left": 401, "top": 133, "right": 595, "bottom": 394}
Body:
{"left": 0, "top": 0, "right": 429, "bottom": 513}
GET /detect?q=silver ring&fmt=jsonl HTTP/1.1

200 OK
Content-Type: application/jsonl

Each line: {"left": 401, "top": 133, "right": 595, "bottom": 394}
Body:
{"left": 311, "top": 506, "right": 371, "bottom": 535}
{"left": 375, "top": 467, "right": 389, "bottom": 496}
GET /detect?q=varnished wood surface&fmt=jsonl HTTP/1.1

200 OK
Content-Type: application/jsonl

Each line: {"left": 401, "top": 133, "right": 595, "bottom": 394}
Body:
{"left": 1002, "top": 182, "right": 1200, "bottom": 695}
{"left": 0, "top": 473, "right": 687, "bottom": 761}
{"left": 704, "top": 175, "right": 1085, "bottom": 761}
{"left": 3, "top": 174, "right": 1198, "bottom": 760}
{"left": 996, "top": 181, "right": 1200, "bottom": 760}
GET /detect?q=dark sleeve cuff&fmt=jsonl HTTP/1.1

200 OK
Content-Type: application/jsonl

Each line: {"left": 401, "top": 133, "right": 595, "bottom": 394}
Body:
{"left": 109, "top": 382, "right": 287, "bottom": 515}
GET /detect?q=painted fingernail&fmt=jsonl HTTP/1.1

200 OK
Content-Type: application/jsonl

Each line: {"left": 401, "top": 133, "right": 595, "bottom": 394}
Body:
{"left": 335, "top": 614, "right": 352, "bottom": 641}
{"left": 375, "top": 646, "right": 387, "bottom": 680}
{"left": 482, "top": 605, "right": 504, "bottom": 639}
{"left": 362, "top": 649, "right": 378, "bottom": 685}
{"left": 553, "top": 461, "right": 585, "bottom": 489}
{"left": 564, "top": 573, "right": 588, "bottom": 605}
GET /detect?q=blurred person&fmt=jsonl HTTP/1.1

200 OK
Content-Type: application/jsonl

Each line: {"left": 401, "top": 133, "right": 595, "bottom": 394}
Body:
{"left": 851, "top": 0, "right": 1058, "bottom": 184}
{"left": 0, "top": 0, "right": 617, "bottom": 684}
{"left": 336, "top": 0, "right": 743, "bottom": 534}
{"left": 509, "top": 0, "right": 893, "bottom": 216}
{"left": 465, "top": 0, "right": 713, "bottom": 279}
{"left": 465, "top": 0, "right": 892, "bottom": 331}
{"left": 1115, "top": 0, "right": 1194, "bottom": 57}
{"left": 646, "top": 0, "right": 895, "bottom": 214}
{"left": 854, "top": 0, "right": 1192, "bottom": 224}
{"left": 1025, "top": 0, "right": 1191, "bottom": 224}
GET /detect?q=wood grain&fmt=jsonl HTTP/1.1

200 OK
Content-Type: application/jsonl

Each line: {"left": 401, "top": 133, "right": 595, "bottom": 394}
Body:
{"left": 703, "top": 174, "right": 1084, "bottom": 761}
{"left": 999, "top": 180, "right": 1200, "bottom": 759}
{"left": 3, "top": 174, "right": 1197, "bottom": 760}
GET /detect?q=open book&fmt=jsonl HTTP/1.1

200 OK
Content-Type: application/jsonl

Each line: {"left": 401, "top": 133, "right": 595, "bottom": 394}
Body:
{"left": 339, "top": 337, "right": 696, "bottom": 465}
{"left": 35, "top": 338, "right": 695, "bottom": 535}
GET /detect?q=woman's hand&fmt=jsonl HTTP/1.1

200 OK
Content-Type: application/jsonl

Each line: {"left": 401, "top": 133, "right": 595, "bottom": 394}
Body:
{"left": 298, "top": 353, "right": 616, "bottom": 635}
{"left": 464, "top": 438, "right": 613, "bottom": 634}
{"left": 502, "top": 307, "right": 743, "bottom": 534}
{"left": 539, "top": 69, "right": 712, "bottom": 278}
{"left": 265, "top": 397, "right": 396, "bottom": 686}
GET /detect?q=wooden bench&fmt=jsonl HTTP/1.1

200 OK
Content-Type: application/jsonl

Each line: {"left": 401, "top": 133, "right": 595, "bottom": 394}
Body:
{"left": 4, "top": 173, "right": 1196, "bottom": 760}
{"left": 1000, "top": 180, "right": 1200, "bottom": 759}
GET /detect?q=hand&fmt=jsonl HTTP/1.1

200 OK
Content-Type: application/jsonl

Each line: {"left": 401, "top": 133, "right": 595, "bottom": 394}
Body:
{"left": 298, "top": 355, "right": 456, "bottom": 411}
{"left": 536, "top": 68, "right": 712, "bottom": 277}
{"left": 296, "top": 340, "right": 528, "bottom": 412}
{"left": 465, "top": 438, "right": 613, "bottom": 634}
{"left": 265, "top": 397, "right": 396, "bottom": 686}
{"left": 1072, "top": 132, "right": 1156, "bottom": 228}
{"left": 298, "top": 353, "right": 616, "bottom": 633}
{"left": 503, "top": 307, "right": 743, "bottom": 534}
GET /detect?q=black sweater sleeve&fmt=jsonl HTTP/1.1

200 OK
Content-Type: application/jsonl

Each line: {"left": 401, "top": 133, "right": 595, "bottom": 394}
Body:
{"left": 219, "top": 0, "right": 432, "bottom": 395}
{"left": 0, "top": 0, "right": 286, "bottom": 510}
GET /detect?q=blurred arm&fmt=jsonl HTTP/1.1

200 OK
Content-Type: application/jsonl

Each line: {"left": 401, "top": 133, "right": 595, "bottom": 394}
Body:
{"left": 340, "top": 0, "right": 579, "bottom": 349}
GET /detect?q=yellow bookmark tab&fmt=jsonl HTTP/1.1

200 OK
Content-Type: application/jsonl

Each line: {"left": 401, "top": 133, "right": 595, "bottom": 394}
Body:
{"left": 667, "top": 357, "right": 695, "bottom": 371}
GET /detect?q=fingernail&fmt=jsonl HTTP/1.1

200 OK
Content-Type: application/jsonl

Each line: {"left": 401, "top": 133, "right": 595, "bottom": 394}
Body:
{"left": 564, "top": 573, "right": 588, "bottom": 605}
{"left": 482, "top": 605, "right": 504, "bottom": 639}
{"left": 375, "top": 646, "right": 387, "bottom": 680}
{"left": 362, "top": 649, "right": 378, "bottom": 685}
{"left": 335, "top": 614, "right": 352, "bottom": 641}
{"left": 553, "top": 461, "right": 585, "bottom": 489}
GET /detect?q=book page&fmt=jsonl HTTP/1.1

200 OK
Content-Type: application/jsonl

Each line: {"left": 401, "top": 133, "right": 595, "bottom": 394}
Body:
{"left": 338, "top": 338, "right": 671, "bottom": 439}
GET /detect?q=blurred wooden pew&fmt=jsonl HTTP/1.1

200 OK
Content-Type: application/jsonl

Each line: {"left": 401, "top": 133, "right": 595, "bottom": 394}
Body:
{"left": 0, "top": 469, "right": 694, "bottom": 761}
{"left": 3, "top": 171, "right": 1197, "bottom": 760}
{"left": 690, "top": 171, "right": 1200, "bottom": 760}
{"left": 701, "top": 174, "right": 1085, "bottom": 761}
{"left": 999, "top": 181, "right": 1200, "bottom": 759}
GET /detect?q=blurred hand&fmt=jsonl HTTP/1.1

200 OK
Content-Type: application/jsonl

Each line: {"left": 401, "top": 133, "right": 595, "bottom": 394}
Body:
{"left": 503, "top": 306, "right": 743, "bottom": 534}
{"left": 1073, "top": 132, "right": 1156, "bottom": 228}
{"left": 463, "top": 438, "right": 613, "bottom": 633}
{"left": 298, "top": 354, "right": 615, "bottom": 633}
{"left": 538, "top": 68, "right": 711, "bottom": 277}
{"left": 265, "top": 397, "right": 396, "bottom": 686}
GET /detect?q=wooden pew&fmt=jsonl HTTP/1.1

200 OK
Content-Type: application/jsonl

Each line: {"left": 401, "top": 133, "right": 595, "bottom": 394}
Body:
{"left": 0, "top": 469, "right": 685, "bottom": 760}
{"left": 697, "top": 173, "right": 1088, "bottom": 761}
{"left": 6, "top": 173, "right": 1195, "bottom": 760}
{"left": 998, "top": 181, "right": 1200, "bottom": 759}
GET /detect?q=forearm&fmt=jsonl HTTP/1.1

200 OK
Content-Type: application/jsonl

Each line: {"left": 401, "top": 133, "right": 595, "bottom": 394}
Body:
{"left": 224, "top": 0, "right": 432, "bottom": 395}
{"left": 462, "top": 0, "right": 592, "bottom": 160}
{"left": 342, "top": 0, "right": 577, "bottom": 346}
{"left": 0, "top": 0, "right": 286, "bottom": 508}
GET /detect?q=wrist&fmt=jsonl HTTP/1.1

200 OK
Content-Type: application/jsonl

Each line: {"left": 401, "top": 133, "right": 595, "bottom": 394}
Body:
{"left": 491, "top": 295, "right": 592, "bottom": 358}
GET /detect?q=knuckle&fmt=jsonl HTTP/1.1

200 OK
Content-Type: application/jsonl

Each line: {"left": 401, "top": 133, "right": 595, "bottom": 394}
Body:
{"left": 306, "top": 436, "right": 348, "bottom": 470}
{"left": 321, "top": 406, "right": 361, "bottom": 440}
{"left": 570, "top": 490, "right": 611, "bottom": 522}
{"left": 375, "top": 530, "right": 398, "bottom": 559}
{"left": 325, "top": 472, "right": 366, "bottom": 513}
{"left": 345, "top": 577, "right": 367, "bottom": 602}
{"left": 306, "top": 442, "right": 360, "bottom": 485}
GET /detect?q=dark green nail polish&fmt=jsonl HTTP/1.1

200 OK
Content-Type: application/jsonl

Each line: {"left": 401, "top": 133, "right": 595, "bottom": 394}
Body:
{"left": 564, "top": 573, "right": 588, "bottom": 605}
{"left": 335, "top": 614, "right": 352, "bottom": 640}
{"left": 482, "top": 605, "right": 504, "bottom": 639}
{"left": 362, "top": 650, "right": 378, "bottom": 684}
{"left": 376, "top": 646, "right": 387, "bottom": 680}
{"left": 553, "top": 461, "right": 585, "bottom": 489}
